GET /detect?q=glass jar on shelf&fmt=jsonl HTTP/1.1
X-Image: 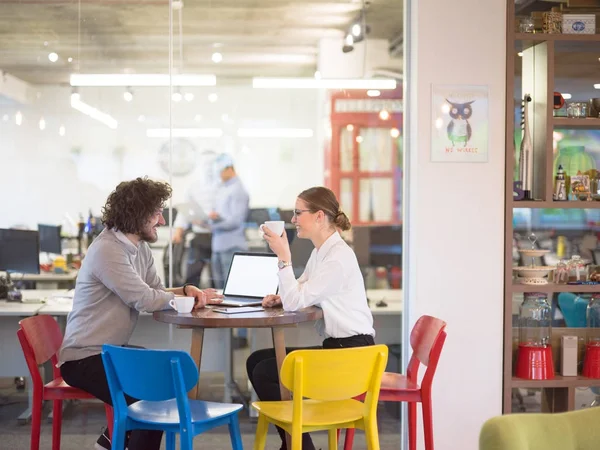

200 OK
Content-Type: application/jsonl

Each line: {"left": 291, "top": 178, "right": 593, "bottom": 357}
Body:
{"left": 568, "top": 255, "right": 587, "bottom": 282}
{"left": 584, "top": 294, "right": 600, "bottom": 378}
{"left": 553, "top": 259, "right": 569, "bottom": 284}
{"left": 515, "top": 292, "right": 555, "bottom": 380}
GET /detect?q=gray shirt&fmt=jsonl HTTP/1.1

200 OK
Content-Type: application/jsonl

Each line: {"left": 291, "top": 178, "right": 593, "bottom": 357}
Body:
{"left": 58, "top": 228, "right": 174, "bottom": 365}
{"left": 210, "top": 176, "right": 249, "bottom": 252}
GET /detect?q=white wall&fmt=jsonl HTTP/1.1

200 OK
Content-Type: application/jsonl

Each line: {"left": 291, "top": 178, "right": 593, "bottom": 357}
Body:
{"left": 0, "top": 85, "right": 324, "bottom": 229}
{"left": 405, "top": 0, "right": 505, "bottom": 449}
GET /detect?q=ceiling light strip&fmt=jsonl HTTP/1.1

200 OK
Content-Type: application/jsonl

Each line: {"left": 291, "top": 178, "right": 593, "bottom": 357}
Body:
{"left": 146, "top": 128, "right": 223, "bottom": 138}
{"left": 237, "top": 128, "right": 314, "bottom": 138}
{"left": 70, "top": 74, "right": 217, "bottom": 87}
{"left": 252, "top": 77, "right": 396, "bottom": 90}
{"left": 70, "top": 96, "right": 118, "bottom": 129}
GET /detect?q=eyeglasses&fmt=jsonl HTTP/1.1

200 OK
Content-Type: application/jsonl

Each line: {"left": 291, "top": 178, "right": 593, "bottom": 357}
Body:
{"left": 293, "top": 209, "right": 312, "bottom": 217}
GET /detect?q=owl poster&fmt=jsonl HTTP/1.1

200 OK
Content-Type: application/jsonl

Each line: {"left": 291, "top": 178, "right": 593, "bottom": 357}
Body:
{"left": 431, "top": 84, "right": 489, "bottom": 162}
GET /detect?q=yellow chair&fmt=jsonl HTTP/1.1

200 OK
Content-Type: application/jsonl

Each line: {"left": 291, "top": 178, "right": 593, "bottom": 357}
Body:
{"left": 252, "top": 344, "right": 389, "bottom": 450}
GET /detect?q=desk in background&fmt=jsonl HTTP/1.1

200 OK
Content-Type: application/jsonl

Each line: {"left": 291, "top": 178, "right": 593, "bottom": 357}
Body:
{"left": 15, "top": 271, "right": 78, "bottom": 290}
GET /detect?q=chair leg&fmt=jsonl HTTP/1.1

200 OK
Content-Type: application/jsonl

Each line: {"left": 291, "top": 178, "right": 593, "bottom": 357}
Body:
{"left": 328, "top": 429, "right": 338, "bottom": 450}
{"left": 180, "top": 430, "right": 194, "bottom": 450}
{"left": 228, "top": 414, "right": 243, "bottom": 450}
{"left": 30, "top": 390, "right": 42, "bottom": 450}
{"left": 112, "top": 422, "right": 128, "bottom": 450}
{"left": 422, "top": 395, "right": 434, "bottom": 450}
{"left": 408, "top": 402, "right": 417, "bottom": 450}
{"left": 253, "top": 414, "right": 268, "bottom": 450}
{"left": 104, "top": 404, "right": 113, "bottom": 439}
{"left": 364, "top": 419, "right": 380, "bottom": 450}
{"left": 291, "top": 426, "right": 302, "bottom": 450}
{"left": 166, "top": 431, "right": 176, "bottom": 450}
{"left": 51, "top": 400, "right": 63, "bottom": 450}
{"left": 344, "top": 428, "right": 356, "bottom": 450}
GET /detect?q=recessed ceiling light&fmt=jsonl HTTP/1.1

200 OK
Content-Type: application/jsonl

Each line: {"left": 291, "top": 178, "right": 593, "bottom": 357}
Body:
{"left": 379, "top": 110, "right": 390, "bottom": 120}
{"left": 390, "top": 128, "right": 400, "bottom": 138}
{"left": 43, "top": 41, "right": 48, "bottom": 47}
{"left": 518, "top": 52, "right": 523, "bottom": 57}
{"left": 172, "top": 91, "right": 182, "bottom": 102}
{"left": 68, "top": 57, "right": 73, "bottom": 63}
{"left": 184, "top": 92, "right": 194, "bottom": 102}
{"left": 137, "top": 115, "right": 146, "bottom": 122}
{"left": 314, "top": 70, "right": 321, "bottom": 79}
{"left": 15, "top": 111, "right": 22, "bottom": 126}
{"left": 39, "top": 118, "right": 46, "bottom": 130}
{"left": 208, "top": 93, "right": 218, "bottom": 103}
{"left": 212, "top": 52, "right": 223, "bottom": 63}
{"left": 123, "top": 88, "right": 134, "bottom": 102}
{"left": 59, "top": 125, "right": 65, "bottom": 136}
{"left": 352, "top": 23, "right": 361, "bottom": 37}
{"left": 346, "top": 124, "right": 354, "bottom": 131}
{"left": 48, "top": 52, "right": 58, "bottom": 62}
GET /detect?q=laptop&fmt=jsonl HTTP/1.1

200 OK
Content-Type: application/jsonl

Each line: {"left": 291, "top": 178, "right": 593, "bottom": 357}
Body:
{"left": 218, "top": 252, "right": 279, "bottom": 307}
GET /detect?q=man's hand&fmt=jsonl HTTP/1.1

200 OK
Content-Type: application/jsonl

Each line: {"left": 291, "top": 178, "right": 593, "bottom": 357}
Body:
{"left": 262, "top": 294, "right": 282, "bottom": 308}
{"left": 187, "top": 286, "right": 223, "bottom": 309}
{"left": 173, "top": 228, "right": 185, "bottom": 244}
{"left": 208, "top": 211, "right": 220, "bottom": 220}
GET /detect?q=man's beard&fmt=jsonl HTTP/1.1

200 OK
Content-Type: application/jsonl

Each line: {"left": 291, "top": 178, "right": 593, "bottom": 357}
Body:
{"left": 139, "top": 227, "right": 158, "bottom": 243}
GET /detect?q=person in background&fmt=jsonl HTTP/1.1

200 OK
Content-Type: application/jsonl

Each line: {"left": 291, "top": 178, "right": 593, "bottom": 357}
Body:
{"left": 246, "top": 186, "right": 375, "bottom": 450}
{"left": 206, "top": 153, "right": 250, "bottom": 289}
{"left": 172, "top": 178, "right": 216, "bottom": 287}
{"left": 58, "top": 177, "right": 223, "bottom": 450}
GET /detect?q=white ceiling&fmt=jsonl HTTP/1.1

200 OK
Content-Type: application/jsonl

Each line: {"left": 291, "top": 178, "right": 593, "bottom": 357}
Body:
{"left": 0, "top": 0, "right": 403, "bottom": 86}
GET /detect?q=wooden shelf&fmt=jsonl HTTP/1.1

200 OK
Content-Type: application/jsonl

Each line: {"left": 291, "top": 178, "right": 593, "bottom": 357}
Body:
{"left": 511, "top": 283, "right": 600, "bottom": 293}
{"left": 512, "top": 200, "right": 600, "bottom": 209}
{"left": 554, "top": 118, "right": 600, "bottom": 128}
{"left": 512, "top": 375, "right": 600, "bottom": 389}
{"left": 515, "top": 32, "right": 600, "bottom": 42}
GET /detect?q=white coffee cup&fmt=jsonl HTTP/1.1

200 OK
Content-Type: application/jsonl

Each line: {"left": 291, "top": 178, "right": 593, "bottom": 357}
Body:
{"left": 260, "top": 220, "right": 285, "bottom": 237}
{"left": 169, "top": 296, "right": 194, "bottom": 314}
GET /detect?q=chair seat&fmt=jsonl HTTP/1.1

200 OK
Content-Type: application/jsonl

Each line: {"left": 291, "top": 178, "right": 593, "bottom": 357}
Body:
{"left": 128, "top": 398, "right": 243, "bottom": 425}
{"left": 253, "top": 399, "right": 364, "bottom": 427}
{"left": 44, "top": 377, "right": 95, "bottom": 400}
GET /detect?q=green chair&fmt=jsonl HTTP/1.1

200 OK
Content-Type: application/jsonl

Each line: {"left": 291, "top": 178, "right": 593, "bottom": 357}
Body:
{"left": 479, "top": 407, "right": 600, "bottom": 450}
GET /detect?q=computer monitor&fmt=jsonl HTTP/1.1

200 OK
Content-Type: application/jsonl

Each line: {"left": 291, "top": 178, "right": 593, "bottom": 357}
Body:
{"left": 246, "top": 208, "right": 271, "bottom": 226}
{"left": 38, "top": 224, "right": 62, "bottom": 254}
{"left": 369, "top": 225, "right": 402, "bottom": 267}
{"left": 162, "top": 208, "right": 178, "bottom": 225}
{"left": 278, "top": 209, "right": 294, "bottom": 223}
{"left": 0, "top": 229, "right": 40, "bottom": 274}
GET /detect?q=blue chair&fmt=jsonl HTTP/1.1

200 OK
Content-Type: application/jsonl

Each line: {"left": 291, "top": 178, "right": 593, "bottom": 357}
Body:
{"left": 101, "top": 344, "right": 243, "bottom": 450}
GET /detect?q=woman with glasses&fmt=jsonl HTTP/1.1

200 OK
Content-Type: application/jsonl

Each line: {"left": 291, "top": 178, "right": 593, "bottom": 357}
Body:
{"left": 246, "top": 186, "right": 375, "bottom": 450}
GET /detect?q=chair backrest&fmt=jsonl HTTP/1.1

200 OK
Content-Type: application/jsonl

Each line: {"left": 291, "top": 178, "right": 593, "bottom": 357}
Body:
{"left": 17, "top": 315, "right": 64, "bottom": 383}
{"left": 102, "top": 344, "right": 199, "bottom": 429}
{"left": 280, "top": 345, "right": 388, "bottom": 425}
{"left": 558, "top": 293, "right": 588, "bottom": 327}
{"left": 407, "top": 315, "right": 447, "bottom": 389}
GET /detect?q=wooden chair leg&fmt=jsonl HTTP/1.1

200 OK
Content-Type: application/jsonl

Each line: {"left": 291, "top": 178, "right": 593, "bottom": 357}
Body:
{"left": 253, "top": 414, "right": 269, "bottom": 450}
{"left": 408, "top": 402, "right": 417, "bottom": 450}
{"left": 328, "top": 429, "right": 338, "bottom": 450}
{"left": 51, "top": 400, "right": 62, "bottom": 450}
{"left": 30, "top": 391, "right": 42, "bottom": 450}
{"left": 422, "top": 395, "right": 434, "bottom": 450}
{"left": 344, "top": 428, "right": 356, "bottom": 450}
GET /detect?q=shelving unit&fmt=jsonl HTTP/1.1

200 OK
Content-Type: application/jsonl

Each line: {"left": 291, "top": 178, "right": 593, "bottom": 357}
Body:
{"left": 504, "top": 2, "right": 600, "bottom": 413}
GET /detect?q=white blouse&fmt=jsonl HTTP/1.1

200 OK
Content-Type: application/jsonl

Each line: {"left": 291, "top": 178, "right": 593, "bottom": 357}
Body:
{"left": 278, "top": 231, "right": 375, "bottom": 339}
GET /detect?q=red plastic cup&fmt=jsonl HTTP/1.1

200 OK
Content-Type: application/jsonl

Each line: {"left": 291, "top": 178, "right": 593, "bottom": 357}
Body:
{"left": 516, "top": 344, "right": 555, "bottom": 380}
{"left": 583, "top": 344, "right": 600, "bottom": 378}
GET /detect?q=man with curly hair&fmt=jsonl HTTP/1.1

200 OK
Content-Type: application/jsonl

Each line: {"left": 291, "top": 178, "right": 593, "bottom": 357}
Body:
{"left": 58, "top": 177, "right": 222, "bottom": 450}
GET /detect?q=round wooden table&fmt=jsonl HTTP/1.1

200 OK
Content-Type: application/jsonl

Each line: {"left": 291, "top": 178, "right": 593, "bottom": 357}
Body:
{"left": 153, "top": 306, "right": 323, "bottom": 402}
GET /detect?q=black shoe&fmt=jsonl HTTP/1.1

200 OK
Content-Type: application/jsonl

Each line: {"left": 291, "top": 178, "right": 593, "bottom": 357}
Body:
{"left": 94, "top": 427, "right": 111, "bottom": 450}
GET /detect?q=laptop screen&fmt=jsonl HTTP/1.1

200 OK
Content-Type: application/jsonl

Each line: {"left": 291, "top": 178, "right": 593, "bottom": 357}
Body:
{"left": 223, "top": 253, "right": 279, "bottom": 298}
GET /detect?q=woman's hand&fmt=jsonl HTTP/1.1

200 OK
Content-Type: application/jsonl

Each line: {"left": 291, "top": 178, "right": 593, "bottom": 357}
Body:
{"left": 262, "top": 226, "right": 291, "bottom": 262}
{"left": 262, "top": 294, "right": 282, "bottom": 308}
{"left": 187, "top": 286, "right": 223, "bottom": 309}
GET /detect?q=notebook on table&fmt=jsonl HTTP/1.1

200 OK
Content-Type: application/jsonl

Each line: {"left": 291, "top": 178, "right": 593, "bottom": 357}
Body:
{"left": 218, "top": 252, "right": 279, "bottom": 307}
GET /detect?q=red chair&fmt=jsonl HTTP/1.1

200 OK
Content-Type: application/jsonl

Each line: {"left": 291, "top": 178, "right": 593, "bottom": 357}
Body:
{"left": 342, "top": 315, "right": 447, "bottom": 450}
{"left": 17, "top": 315, "right": 113, "bottom": 450}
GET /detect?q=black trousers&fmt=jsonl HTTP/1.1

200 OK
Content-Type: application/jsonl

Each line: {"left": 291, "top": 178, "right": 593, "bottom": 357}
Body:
{"left": 185, "top": 233, "right": 213, "bottom": 286}
{"left": 246, "top": 334, "right": 375, "bottom": 450}
{"left": 61, "top": 354, "right": 163, "bottom": 450}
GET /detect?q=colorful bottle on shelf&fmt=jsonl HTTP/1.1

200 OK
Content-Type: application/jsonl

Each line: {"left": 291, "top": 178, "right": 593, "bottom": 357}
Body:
{"left": 518, "top": 94, "right": 533, "bottom": 200}
{"left": 553, "top": 165, "right": 567, "bottom": 201}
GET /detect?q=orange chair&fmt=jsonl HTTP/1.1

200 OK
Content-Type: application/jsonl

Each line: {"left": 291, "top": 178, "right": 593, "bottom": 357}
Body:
{"left": 17, "top": 315, "right": 113, "bottom": 450}
{"left": 342, "top": 315, "right": 447, "bottom": 450}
